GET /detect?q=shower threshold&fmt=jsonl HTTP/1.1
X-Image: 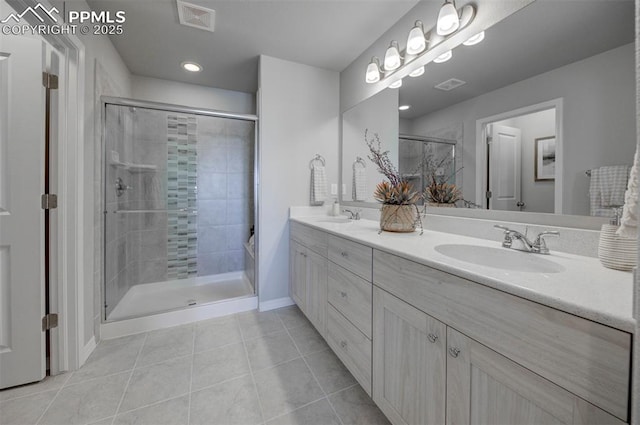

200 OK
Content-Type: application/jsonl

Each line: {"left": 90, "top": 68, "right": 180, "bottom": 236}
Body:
{"left": 107, "top": 271, "right": 254, "bottom": 322}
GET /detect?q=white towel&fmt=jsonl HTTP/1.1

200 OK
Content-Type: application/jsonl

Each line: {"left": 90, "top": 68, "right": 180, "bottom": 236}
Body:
{"left": 310, "top": 166, "right": 327, "bottom": 206}
{"left": 353, "top": 168, "right": 367, "bottom": 201}
{"left": 617, "top": 151, "right": 638, "bottom": 238}
{"left": 589, "top": 165, "right": 630, "bottom": 217}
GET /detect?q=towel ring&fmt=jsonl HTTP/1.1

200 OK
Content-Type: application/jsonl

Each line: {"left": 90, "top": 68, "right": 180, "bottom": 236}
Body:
{"left": 353, "top": 156, "right": 366, "bottom": 171}
{"left": 309, "top": 154, "right": 326, "bottom": 169}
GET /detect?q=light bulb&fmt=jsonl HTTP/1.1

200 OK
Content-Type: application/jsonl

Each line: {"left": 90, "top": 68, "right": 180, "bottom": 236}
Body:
{"left": 399, "top": 105, "right": 411, "bottom": 111}
{"left": 434, "top": 50, "right": 452, "bottom": 64}
{"left": 384, "top": 41, "right": 402, "bottom": 71}
{"left": 181, "top": 61, "right": 202, "bottom": 72}
{"left": 463, "top": 31, "right": 485, "bottom": 46}
{"left": 409, "top": 67, "right": 425, "bottom": 78}
{"left": 437, "top": 1, "right": 460, "bottom": 36}
{"left": 365, "top": 57, "right": 381, "bottom": 83}
{"left": 406, "top": 21, "right": 426, "bottom": 55}
{"left": 389, "top": 79, "right": 402, "bottom": 89}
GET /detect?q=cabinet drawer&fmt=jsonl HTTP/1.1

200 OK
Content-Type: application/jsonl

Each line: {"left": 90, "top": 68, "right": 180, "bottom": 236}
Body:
{"left": 290, "top": 221, "right": 327, "bottom": 256}
{"left": 328, "top": 235, "right": 372, "bottom": 281}
{"left": 328, "top": 262, "right": 372, "bottom": 338}
{"left": 373, "top": 249, "right": 631, "bottom": 420}
{"left": 327, "top": 304, "right": 372, "bottom": 395}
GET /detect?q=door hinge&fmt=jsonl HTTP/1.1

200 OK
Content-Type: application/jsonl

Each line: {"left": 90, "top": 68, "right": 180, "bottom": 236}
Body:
{"left": 41, "top": 194, "right": 58, "bottom": 210}
{"left": 42, "top": 313, "right": 59, "bottom": 331}
{"left": 42, "top": 72, "right": 59, "bottom": 89}
{"left": 486, "top": 190, "right": 492, "bottom": 199}
{"left": 486, "top": 136, "right": 493, "bottom": 145}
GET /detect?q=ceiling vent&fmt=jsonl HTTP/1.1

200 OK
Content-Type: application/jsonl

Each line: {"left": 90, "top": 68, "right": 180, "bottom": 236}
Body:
{"left": 177, "top": 1, "right": 216, "bottom": 32}
{"left": 434, "top": 78, "right": 466, "bottom": 91}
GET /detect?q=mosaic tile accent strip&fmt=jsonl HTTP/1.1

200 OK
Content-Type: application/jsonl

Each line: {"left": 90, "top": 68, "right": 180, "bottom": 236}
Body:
{"left": 167, "top": 115, "right": 198, "bottom": 279}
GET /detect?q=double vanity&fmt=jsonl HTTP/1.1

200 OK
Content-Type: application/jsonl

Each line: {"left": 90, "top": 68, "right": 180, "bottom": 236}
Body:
{"left": 289, "top": 214, "right": 633, "bottom": 425}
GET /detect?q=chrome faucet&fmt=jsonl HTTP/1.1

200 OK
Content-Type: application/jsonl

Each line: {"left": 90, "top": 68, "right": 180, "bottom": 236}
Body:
{"left": 343, "top": 209, "right": 361, "bottom": 220}
{"left": 494, "top": 225, "right": 559, "bottom": 255}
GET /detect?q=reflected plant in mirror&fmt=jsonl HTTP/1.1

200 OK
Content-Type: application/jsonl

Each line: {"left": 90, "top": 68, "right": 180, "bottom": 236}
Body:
{"left": 366, "top": 130, "right": 423, "bottom": 234}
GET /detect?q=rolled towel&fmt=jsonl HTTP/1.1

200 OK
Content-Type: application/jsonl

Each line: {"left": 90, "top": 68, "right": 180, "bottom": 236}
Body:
{"left": 310, "top": 166, "right": 327, "bottom": 206}
{"left": 617, "top": 151, "right": 638, "bottom": 238}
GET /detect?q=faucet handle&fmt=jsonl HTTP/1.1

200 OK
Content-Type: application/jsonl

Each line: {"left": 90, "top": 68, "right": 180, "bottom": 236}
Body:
{"left": 494, "top": 224, "right": 512, "bottom": 232}
{"left": 533, "top": 231, "right": 559, "bottom": 254}
{"left": 494, "top": 225, "right": 513, "bottom": 248}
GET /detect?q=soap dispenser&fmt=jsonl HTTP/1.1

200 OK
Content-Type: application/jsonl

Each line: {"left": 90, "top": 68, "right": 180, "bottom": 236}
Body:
{"left": 332, "top": 198, "right": 340, "bottom": 216}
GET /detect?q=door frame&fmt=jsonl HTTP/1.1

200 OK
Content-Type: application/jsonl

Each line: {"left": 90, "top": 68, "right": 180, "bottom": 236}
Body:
{"left": 475, "top": 98, "right": 563, "bottom": 213}
{"left": 6, "top": 0, "right": 86, "bottom": 373}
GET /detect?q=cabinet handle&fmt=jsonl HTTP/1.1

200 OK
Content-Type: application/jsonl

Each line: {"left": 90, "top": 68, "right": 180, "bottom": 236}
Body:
{"left": 449, "top": 347, "right": 461, "bottom": 358}
{"left": 340, "top": 291, "right": 347, "bottom": 298}
{"left": 427, "top": 333, "right": 438, "bottom": 343}
{"left": 340, "top": 340, "right": 348, "bottom": 349}
{"left": 300, "top": 252, "right": 307, "bottom": 257}
{"left": 341, "top": 252, "right": 348, "bottom": 257}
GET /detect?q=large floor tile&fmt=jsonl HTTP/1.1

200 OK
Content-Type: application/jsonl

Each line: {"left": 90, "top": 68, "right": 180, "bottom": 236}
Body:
{"left": 275, "top": 305, "right": 310, "bottom": 330}
{"left": 194, "top": 315, "right": 242, "bottom": 353}
{"left": 245, "top": 330, "right": 300, "bottom": 371}
{"left": 287, "top": 320, "right": 329, "bottom": 355}
{"left": 39, "top": 372, "right": 130, "bottom": 425}
{"left": 237, "top": 310, "right": 285, "bottom": 340}
{"left": 329, "top": 385, "right": 390, "bottom": 425}
{"left": 136, "top": 325, "right": 193, "bottom": 367}
{"left": 0, "top": 373, "right": 70, "bottom": 402}
{"left": 305, "top": 349, "right": 356, "bottom": 394}
{"left": 68, "top": 340, "right": 142, "bottom": 384}
{"left": 0, "top": 390, "right": 57, "bottom": 425}
{"left": 190, "top": 375, "right": 262, "bottom": 425}
{"left": 119, "top": 356, "right": 191, "bottom": 413}
{"left": 87, "top": 418, "right": 115, "bottom": 425}
{"left": 253, "top": 358, "right": 325, "bottom": 420}
{"left": 266, "top": 398, "right": 340, "bottom": 425}
{"left": 112, "top": 395, "right": 188, "bottom": 425}
{"left": 191, "top": 343, "right": 250, "bottom": 391}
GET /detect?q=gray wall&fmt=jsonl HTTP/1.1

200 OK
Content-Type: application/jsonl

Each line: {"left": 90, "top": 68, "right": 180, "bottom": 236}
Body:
{"left": 258, "top": 55, "right": 339, "bottom": 305}
{"left": 409, "top": 43, "right": 635, "bottom": 216}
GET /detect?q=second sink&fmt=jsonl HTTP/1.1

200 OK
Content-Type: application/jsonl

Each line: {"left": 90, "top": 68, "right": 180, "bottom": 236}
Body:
{"left": 435, "top": 244, "right": 565, "bottom": 273}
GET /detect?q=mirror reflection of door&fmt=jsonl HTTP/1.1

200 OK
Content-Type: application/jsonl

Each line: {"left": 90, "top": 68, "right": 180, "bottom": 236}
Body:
{"left": 486, "top": 108, "right": 556, "bottom": 213}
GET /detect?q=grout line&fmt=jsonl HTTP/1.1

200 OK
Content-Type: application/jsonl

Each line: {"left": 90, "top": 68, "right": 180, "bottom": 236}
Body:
{"left": 34, "top": 382, "right": 65, "bottom": 425}
{"left": 187, "top": 325, "right": 196, "bottom": 425}
{"left": 238, "top": 313, "right": 267, "bottom": 424}
{"left": 110, "top": 332, "right": 148, "bottom": 425}
{"left": 262, "top": 395, "right": 329, "bottom": 424}
{"left": 189, "top": 372, "right": 253, "bottom": 395}
{"left": 0, "top": 373, "right": 72, "bottom": 403}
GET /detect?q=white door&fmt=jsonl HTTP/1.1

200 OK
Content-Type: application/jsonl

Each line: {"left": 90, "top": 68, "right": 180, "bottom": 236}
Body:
{"left": 489, "top": 124, "right": 522, "bottom": 211}
{"left": 0, "top": 36, "right": 46, "bottom": 389}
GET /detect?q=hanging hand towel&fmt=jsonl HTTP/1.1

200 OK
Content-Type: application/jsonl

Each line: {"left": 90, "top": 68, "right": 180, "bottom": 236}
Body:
{"left": 617, "top": 151, "right": 638, "bottom": 238}
{"left": 353, "top": 168, "right": 367, "bottom": 201}
{"left": 310, "top": 165, "right": 327, "bottom": 206}
{"left": 590, "top": 165, "right": 630, "bottom": 217}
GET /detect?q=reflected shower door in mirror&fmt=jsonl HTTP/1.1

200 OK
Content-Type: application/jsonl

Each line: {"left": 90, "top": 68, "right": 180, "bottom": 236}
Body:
{"left": 339, "top": 0, "right": 635, "bottom": 218}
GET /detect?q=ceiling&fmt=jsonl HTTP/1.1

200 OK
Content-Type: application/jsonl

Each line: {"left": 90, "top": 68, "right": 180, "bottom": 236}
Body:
{"left": 397, "top": 0, "right": 635, "bottom": 119}
{"left": 85, "top": 0, "right": 419, "bottom": 94}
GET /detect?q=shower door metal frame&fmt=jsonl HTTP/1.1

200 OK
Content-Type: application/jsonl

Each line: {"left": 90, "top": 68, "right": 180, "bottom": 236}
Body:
{"left": 100, "top": 96, "right": 260, "bottom": 321}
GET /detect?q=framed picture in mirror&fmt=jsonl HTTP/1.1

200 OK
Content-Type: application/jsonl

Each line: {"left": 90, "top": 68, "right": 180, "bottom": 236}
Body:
{"left": 535, "top": 136, "right": 556, "bottom": 181}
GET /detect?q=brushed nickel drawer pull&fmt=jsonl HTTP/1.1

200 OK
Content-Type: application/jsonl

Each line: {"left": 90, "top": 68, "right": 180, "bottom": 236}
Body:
{"left": 341, "top": 252, "right": 348, "bottom": 257}
{"left": 449, "top": 347, "right": 461, "bottom": 358}
{"left": 428, "top": 333, "right": 438, "bottom": 343}
{"left": 340, "top": 340, "right": 348, "bottom": 349}
{"left": 340, "top": 291, "right": 347, "bottom": 298}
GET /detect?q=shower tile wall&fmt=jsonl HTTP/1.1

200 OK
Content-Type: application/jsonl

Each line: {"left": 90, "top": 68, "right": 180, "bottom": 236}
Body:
{"left": 196, "top": 117, "right": 254, "bottom": 276}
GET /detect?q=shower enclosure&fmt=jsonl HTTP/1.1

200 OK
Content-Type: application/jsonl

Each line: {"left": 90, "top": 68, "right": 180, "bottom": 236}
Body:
{"left": 102, "top": 98, "right": 257, "bottom": 322}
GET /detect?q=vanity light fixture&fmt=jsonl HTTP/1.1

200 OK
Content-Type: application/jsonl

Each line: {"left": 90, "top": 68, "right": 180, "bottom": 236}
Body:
{"left": 406, "top": 21, "right": 427, "bottom": 55}
{"left": 409, "top": 66, "right": 425, "bottom": 77}
{"left": 384, "top": 41, "right": 402, "bottom": 71}
{"left": 437, "top": 0, "right": 460, "bottom": 36}
{"left": 463, "top": 31, "right": 485, "bottom": 46}
{"left": 365, "top": 57, "right": 382, "bottom": 83}
{"left": 389, "top": 79, "right": 403, "bottom": 89}
{"left": 433, "top": 50, "right": 453, "bottom": 63}
{"left": 181, "top": 61, "right": 202, "bottom": 72}
{"left": 399, "top": 105, "right": 411, "bottom": 111}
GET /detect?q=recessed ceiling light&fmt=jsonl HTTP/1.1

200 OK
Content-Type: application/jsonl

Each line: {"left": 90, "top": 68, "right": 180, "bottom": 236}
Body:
{"left": 399, "top": 105, "right": 411, "bottom": 111}
{"left": 181, "top": 61, "right": 202, "bottom": 72}
{"left": 433, "top": 50, "right": 452, "bottom": 64}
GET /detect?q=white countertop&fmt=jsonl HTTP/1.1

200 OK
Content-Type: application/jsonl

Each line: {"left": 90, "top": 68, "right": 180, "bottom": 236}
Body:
{"left": 291, "top": 215, "right": 635, "bottom": 333}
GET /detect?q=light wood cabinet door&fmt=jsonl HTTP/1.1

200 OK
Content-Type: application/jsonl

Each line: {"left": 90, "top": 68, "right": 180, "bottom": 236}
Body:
{"left": 305, "top": 249, "right": 327, "bottom": 336}
{"left": 289, "top": 240, "right": 307, "bottom": 311}
{"left": 373, "top": 288, "right": 446, "bottom": 425}
{"left": 446, "top": 327, "right": 626, "bottom": 425}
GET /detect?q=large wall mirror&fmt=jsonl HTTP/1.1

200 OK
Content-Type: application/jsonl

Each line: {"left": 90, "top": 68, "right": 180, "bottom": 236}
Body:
{"left": 341, "top": 0, "right": 635, "bottom": 219}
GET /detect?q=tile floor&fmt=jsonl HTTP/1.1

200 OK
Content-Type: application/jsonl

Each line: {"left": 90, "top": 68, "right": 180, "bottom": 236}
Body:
{"left": 0, "top": 306, "right": 390, "bottom": 425}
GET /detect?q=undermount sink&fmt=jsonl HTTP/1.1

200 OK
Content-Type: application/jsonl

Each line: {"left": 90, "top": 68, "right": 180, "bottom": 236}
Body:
{"left": 435, "top": 244, "right": 565, "bottom": 273}
{"left": 317, "top": 217, "right": 352, "bottom": 224}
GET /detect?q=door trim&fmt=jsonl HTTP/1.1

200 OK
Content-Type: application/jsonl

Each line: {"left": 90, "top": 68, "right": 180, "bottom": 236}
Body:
{"left": 475, "top": 98, "right": 563, "bottom": 214}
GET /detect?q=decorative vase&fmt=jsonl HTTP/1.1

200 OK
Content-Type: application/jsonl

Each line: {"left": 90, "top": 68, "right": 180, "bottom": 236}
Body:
{"left": 427, "top": 202, "right": 456, "bottom": 208}
{"left": 380, "top": 204, "right": 418, "bottom": 232}
{"left": 598, "top": 224, "right": 637, "bottom": 271}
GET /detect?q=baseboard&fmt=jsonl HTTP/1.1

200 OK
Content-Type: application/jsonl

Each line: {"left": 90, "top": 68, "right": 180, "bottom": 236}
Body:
{"left": 259, "top": 296, "right": 295, "bottom": 312}
{"left": 79, "top": 336, "right": 97, "bottom": 366}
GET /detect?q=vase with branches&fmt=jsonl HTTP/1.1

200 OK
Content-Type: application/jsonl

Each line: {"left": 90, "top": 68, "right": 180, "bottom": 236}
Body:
{"left": 422, "top": 152, "right": 463, "bottom": 207}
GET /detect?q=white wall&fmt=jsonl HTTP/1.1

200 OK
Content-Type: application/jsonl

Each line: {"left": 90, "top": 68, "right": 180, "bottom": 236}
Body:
{"left": 497, "top": 109, "right": 556, "bottom": 213}
{"left": 131, "top": 75, "right": 255, "bottom": 115}
{"left": 410, "top": 43, "right": 635, "bottom": 216}
{"left": 258, "top": 55, "right": 339, "bottom": 304}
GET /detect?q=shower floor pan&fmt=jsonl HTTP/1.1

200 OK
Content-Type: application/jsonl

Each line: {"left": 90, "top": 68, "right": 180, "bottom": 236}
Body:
{"left": 107, "top": 271, "right": 254, "bottom": 322}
